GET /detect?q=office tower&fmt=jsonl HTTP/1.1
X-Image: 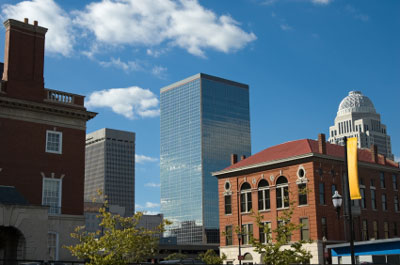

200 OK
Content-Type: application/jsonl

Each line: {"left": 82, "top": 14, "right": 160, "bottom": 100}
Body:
{"left": 160, "top": 73, "right": 251, "bottom": 244}
{"left": 328, "top": 91, "right": 394, "bottom": 160}
{"left": 85, "top": 128, "right": 135, "bottom": 216}
{"left": 0, "top": 19, "right": 96, "bottom": 260}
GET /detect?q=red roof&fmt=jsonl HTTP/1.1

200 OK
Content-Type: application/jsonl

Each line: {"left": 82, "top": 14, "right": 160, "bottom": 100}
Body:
{"left": 222, "top": 139, "right": 399, "bottom": 172}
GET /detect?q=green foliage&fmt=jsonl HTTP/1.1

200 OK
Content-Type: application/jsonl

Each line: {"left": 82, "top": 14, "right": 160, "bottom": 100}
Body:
{"left": 66, "top": 198, "right": 170, "bottom": 265}
{"left": 251, "top": 194, "right": 312, "bottom": 265}
{"left": 198, "top": 249, "right": 226, "bottom": 265}
{"left": 164, "top": 252, "right": 187, "bottom": 260}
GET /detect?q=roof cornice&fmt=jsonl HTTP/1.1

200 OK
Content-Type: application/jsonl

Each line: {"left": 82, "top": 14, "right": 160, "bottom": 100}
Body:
{"left": 213, "top": 152, "right": 400, "bottom": 177}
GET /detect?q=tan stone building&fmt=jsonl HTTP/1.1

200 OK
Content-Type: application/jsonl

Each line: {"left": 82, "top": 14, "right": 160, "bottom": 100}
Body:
{"left": 213, "top": 134, "right": 400, "bottom": 264}
{"left": 0, "top": 18, "right": 96, "bottom": 261}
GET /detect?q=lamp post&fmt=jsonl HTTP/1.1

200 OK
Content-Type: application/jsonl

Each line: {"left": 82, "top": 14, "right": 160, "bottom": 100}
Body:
{"left": 332, "top": 191, "right": 343, "bottom": 220}
{"left": 237, "top": 232, "right": 243, "bottom": 265}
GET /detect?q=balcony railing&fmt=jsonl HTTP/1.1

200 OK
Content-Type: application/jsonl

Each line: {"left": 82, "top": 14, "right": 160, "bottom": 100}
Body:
{"left": 45, "top": 89, "right": 84, "bottom": 106}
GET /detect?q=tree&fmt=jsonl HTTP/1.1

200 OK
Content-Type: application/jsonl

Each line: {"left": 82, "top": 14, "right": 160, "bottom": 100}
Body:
{"left": 198, "top": 249, "right": 226, "bottom": 265}
{"left": 66, "top": 199, "right": 170, "bottom": 265}
{"left": 251, "top": 191, "right": 313, "bottom": 265}
{"left": 164, "top": 252, "right": 187, "bottom": 260}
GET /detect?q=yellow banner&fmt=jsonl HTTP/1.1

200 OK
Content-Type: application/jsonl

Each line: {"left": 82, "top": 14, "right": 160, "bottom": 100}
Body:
{"left": 347, "top": 137, "right": 361, "bottom": 200}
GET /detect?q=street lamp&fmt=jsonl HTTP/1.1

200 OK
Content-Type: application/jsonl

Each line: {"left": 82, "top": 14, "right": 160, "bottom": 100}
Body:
{"left": 332, "top": 191, "right": 343, "bottom": 219}
{"left": 237, "top": 231, "right": 243, "bottom": 265}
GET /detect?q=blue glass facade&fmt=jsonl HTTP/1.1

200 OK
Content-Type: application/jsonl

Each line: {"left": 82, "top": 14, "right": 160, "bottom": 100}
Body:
{"left": 160, "top": 73, "right": 251, "bottom": 244}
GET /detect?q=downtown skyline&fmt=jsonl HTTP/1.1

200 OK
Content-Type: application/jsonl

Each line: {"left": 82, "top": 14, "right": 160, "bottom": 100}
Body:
{"left": 0, "top": 0, "right": 399, "bottom": 215}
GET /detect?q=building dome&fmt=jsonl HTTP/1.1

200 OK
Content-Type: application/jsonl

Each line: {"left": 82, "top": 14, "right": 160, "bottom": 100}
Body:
{"left": 337, "top": 91, "right": 376, "bottom": 115}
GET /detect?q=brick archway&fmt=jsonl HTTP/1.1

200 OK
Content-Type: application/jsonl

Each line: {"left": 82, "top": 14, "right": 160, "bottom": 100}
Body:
{"left": 0, "top": 226, "right": 26, "bottom": 264}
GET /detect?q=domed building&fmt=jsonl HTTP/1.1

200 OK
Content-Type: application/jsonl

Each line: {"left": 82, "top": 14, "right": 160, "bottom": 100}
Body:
{"left": 328, "top": 91, "right": 394, "bottom": 160}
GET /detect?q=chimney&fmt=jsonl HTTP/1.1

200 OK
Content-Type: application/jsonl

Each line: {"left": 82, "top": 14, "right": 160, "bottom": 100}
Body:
{"left": 370, "top": 145, "right": 378, "bottom": 163}
{"left": 240, "top": 155, "right": 246, "bottom": 161}
{"left": 318, "top": 133, "right": 326, "bottom": 154}
{"left": 2, "top": 19, "right": 48, "bottom": 101}
{"left": 231, "top": 154, "right": 238, "bottom": 165}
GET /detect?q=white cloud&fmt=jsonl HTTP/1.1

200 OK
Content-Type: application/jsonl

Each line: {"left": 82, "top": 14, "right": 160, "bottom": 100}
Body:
{"left": 146, "top": 202, "right": 160, "bottom": 208}
{"left": 311, "top": 0, "right": 332, "bottom": 4}
{"left": 86, "top": 86, "right": 159, "bottom": 119}
{"left": 280, "top": 24, "right": 292, "bottom": 31}
{"left": 99, "top": 57, "right": 142, "bottom": 72}
{"left": 145, "top": 182, "right": 161, "bottom": 188}
{"left": 151, "top": 65, "right": 167, "bottom": 78}
{"left": 136, "top": 154, "right": 158, "bottom": 163}
{"left": 1, "top": 0, "right": 74, "bottom": 56}
{"left": 73, "top": 0, "right": 256, "bottom": 57}
{"left": 136, "top": 202, "right": 160, "bottom": 210}
{"left": 141, "top": 211, "right": 160, "bottom": 215}
{"left": 395, "top": 156, "right": 400, "bottom": 163}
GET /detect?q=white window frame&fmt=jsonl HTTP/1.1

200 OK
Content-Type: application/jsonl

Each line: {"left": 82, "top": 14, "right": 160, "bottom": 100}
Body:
{"left": 42, "top": 177, "right": 62, "bottom": 214}
{"left": 276, "top": 177, "right": 289, "bottom": 209}
{"left": 259, "top": 221, "right": 271, "bottom": 244}
{"left": 240, "top": 183, "right": 252, "bottom": 213}
{"left": 241, "top": 223, "right": 253, "bottom": 245}
{"left": 48, "top": 231, "right": 59, "bottom": 260}
{"left": 45, "top": 130, "right": 63, "bottom": 154}
{"left": 258, "top": 180, "right": 270, "bottom": 211}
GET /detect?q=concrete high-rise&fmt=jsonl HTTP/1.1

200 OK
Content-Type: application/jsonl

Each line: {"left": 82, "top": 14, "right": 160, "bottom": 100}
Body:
{"left": 328, "top": 91, "right": 394, "bottom": 160}
{"left": 160, "top": 73, "right": 251, "bottom": 244}
{"left": 85, "top": 128, "right": 135, "bottom": 216}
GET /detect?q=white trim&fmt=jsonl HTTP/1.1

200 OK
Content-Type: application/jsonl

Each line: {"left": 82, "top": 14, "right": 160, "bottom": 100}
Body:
{"left": 45, "top": 130, "right": 63, "bottom": 154}
{"left": 213, "top": 152, "right": 400, "bottom": 176}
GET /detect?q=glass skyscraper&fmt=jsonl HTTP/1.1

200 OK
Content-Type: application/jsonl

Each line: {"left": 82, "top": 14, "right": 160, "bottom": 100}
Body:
{"left": 160, "top": 73, "right": 251, "bottom": 244}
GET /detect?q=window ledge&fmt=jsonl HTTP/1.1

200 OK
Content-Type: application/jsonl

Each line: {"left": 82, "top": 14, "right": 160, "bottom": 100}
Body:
{"left": 259, "top": 209, "right": 271, "bottom": 213}
{"left": 277, "top": 207, "right": 290, "bottom": 211}
{"left": 241, "top": 211, "right": 252, "bottom": 215}
{"left": 225, "top": 213, "right": 232, "bottom": 216}
{"left": 298, "top": 204, "right": 309, "bottom": 208}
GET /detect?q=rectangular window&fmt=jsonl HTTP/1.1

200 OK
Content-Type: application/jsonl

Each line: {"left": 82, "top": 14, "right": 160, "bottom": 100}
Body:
{"left": 384, "top": 222, "right": 389, "bottom": 239}
{"left": 370, "top": 179, "right": 375, "bottom": 187}
{"left": 394, "top": 222, "right": 398, "bottom": 237}
{"left": 276, "top": 185, "right": 289, "bottom": 209}
{"left": 278, "top": 220, "right": 291, "bottom": 242}
{"left": 240, "top": 192, "right": 252, "bottom": 213}
{"left": 48, "top": 232, "right": 58, "bottom": 260}
{"left": 225, "top": 226, "right": 232, "bottom": 246}
{"left": 46, "top": 130, "right": 62, "bottom": 154}
{"left": 300, "top": 218, "right": 309, "bottom": 241}
{"left": 259, "top": 222, "right": 271, "bottom": 244}
{"left": 258, "top": 188, "right": 270, "bottom": 211}
{"left": 319, "top": 183, "right": 325, "bottom": 205}
{"left": 298, "top": 183, "right": 307, "bottom": 206}
{"left": 380, "top": 172, "right": 385, "bottom": 188}
{"left": 382, "top": 194, "right": 387, "bottom": 211}
{"left": 362, "top": 220, "right": 368, "bottom": 241}
{"left": 241, "top": 224, "right": 253, "bottom": 245}
{"left": 373, "top": 220, "right": 379, "bottom": 239}
{"left": 393, "top": 174, "right": 398, "bottom": 190}
{"left": 42, "top": 178, "right": 62, "bottom": 214}
{"left": 395, "top": 195, "right": 399, "bottom": 212}
{"left": 371, "top": 189, "right": 377, "bottom": 210}
{"left": 224, "top": 195, "right": 232, "bottom": 214}
{"left": 331, "top": 184, "right": 337, "bottom": 196}
{"left": 360, "top": 188, "right": 366, "bottom": 209}
{"left": 321, "top": 217, "right": 328, "bottom": 239}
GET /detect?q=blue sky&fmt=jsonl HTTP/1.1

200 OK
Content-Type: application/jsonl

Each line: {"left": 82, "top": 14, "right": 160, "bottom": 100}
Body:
{"left": 1, "top": 0, "right": 399, "bottom": 214}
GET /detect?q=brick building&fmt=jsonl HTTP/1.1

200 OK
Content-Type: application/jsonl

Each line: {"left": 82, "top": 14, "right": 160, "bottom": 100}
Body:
{"left": 0, "top": 18, "right": 96, "bottom": 261}
{"left": 213, "top": 134, "right": 400, "bottom": 264}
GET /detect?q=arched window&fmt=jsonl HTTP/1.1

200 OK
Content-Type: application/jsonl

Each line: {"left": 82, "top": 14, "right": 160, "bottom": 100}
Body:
{"left": 258, "top": 179, "right": 270, "bottom": 211}
{"left": 276, "top": 176, "right": 289, "bottom": 209}
{"left": 240, "top": 182, "right": 252, "bottom": 213}
{"left": 243, "top": 253, "right": 253, "bottom": 265}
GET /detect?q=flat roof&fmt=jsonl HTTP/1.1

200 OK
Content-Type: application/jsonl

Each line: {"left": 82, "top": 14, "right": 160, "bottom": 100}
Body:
{"left": 160, "top": 73, "right": 248, "bottom": 93}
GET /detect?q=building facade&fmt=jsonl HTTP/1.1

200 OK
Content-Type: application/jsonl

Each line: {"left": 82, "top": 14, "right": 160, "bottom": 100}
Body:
{"left": 160, "top": 73, "right": 251, "bottom": 244}
{"left": 0, "top": 19, "right": 96, "bottom": 261}
{"left": 85, "top": 128, "right": 135, "bottom": 216}
{"left": 214, "top": 134, "right": 400, "bottom": 264}
{"left": 329, "top": 91, "right": 394, "bottom": 160}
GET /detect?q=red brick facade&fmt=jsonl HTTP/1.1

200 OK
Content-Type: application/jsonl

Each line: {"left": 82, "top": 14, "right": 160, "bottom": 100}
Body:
{"left": 0, "top": 19, "right": 96, "bottom": 215}
{"left": 215, "top": 134, "right": 400, "bottom": 262}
